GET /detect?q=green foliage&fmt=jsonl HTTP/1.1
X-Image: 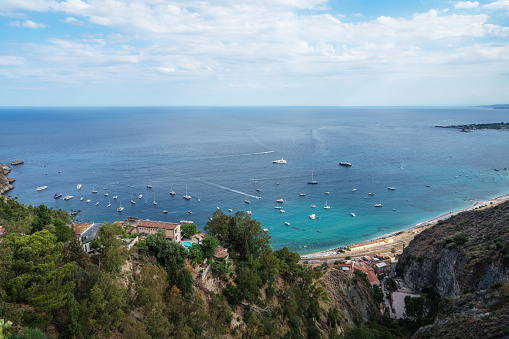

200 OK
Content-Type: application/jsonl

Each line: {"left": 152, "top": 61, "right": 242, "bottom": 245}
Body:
{"left": 274, "top": 247, "right": 300, "bottom": 278}
{"left": 95, "top": 222, "right": 127, "bottom": 273}
{"left": 3, "top": 230, "right": 74, "bottom": 318}
{"left": 211, "top": 257, "right": 233, "bottom": 280}
{"left": 181, "top": 223, "right": 198, "bottom": 238}
{"left": 1, "top": 319, "right": 13, "bottom": 339}
{"left": 65, "top": 233, "right": 86, "bottom": 268}
{"left": 177, "top": 268, "right": 194, "bottom": 295}
{"left": 373, "top": 285, "right": 384, "bottom": 304}
{"left": 327, "top": 307, "right": 340, "bottom": 327}
{"left": 188, "top": 244, "right": 204, "bottom": 265}
{"left": 201, "top": 235, "right": 219, "bottom": 259}
{"left": 452, "top": 233, "right": 469, "bottom": 245}
{"left": 52, "top": 218, "right": 71, "bottom": 243}
{"left": 9, "top": 328, "right": 46, "bottom": 339}
{"left": 81, "top": 273, "right": 127, "bottom": 338}
{"left": 386, "top": 278, "right": 398, "bottom": 292}
{"left": 235, "top": 267, "right": 262, "bottom": 302}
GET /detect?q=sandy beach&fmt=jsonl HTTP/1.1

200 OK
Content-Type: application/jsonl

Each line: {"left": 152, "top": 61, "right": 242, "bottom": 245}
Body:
{"left": 301, "top": 193, "right": 509, "bottom": 261}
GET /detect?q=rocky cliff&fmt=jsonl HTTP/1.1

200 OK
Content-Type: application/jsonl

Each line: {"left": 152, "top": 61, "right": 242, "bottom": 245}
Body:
{"left": 0, "top": 163, "right": 14, "bottom": 195}
{"left": 398, "top": 200, "right": 509, "bottom": 299}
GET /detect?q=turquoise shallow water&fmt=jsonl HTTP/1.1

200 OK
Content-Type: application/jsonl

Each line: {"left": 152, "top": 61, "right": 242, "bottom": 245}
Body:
{"left": 1, "top": 106, "right": 508, "bottom": 254}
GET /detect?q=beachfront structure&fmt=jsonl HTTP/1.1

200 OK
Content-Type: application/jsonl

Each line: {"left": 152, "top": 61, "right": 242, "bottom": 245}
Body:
{"left": 71, "top": 223, "right": 100, "bottom": 253}
{"left": 348, "top": 238, "right": 394, "bottom": 252}
{"left": 118, "top": 216, "right": 181, "bottom": 243}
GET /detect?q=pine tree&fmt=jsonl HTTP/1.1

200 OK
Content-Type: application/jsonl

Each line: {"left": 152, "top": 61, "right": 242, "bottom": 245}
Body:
{"left": 67, "top": 231, "right": 86, "bottom": 268}
{"left": 4, "top": 230, "right": 75, "bottom": 315}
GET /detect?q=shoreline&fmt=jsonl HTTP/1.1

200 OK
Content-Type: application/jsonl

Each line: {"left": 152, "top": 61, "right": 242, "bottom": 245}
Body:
{"left": 301, "top": 193, "right": 509, "bottom": 260}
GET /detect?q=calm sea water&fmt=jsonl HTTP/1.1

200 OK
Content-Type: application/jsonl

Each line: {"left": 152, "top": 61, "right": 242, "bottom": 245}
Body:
{"left": 1, "top": 106, "right": 508, "bottom": 254}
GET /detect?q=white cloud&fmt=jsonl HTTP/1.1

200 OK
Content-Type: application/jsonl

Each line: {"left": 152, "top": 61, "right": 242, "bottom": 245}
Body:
{"left": 454, "top": 1, "right": 479, "bottom": 9}
{"left": 8, "top": 20, "right": 48, "bottom": 29}
{"left": 63, "top": 17, "right": 85, "bottom": 25}
{"left": 483, "top": 0, "right": 509, "bottom": 10}
{"left": 0, "top": 55, "right": 25, "bottom": 66}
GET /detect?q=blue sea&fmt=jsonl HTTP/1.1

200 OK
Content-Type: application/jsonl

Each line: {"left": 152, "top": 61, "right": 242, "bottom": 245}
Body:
{"left": 1, "top": 106, "right": 508, "bottom": 254}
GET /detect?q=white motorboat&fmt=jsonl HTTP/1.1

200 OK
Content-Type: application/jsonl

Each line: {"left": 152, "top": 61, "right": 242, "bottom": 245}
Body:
{"left": 246, "top": 211, "right": 252, "bottom": 215}
{"left": 86, "top": 199, "right": 91, "bottom": 203}
{"left": 76, "top": 184, "right": 82, "bottom": 190}
{"left": 375, "top": 204, "right": 383, "bottom": 207}
{"left": 63, "top": 195, "right": 73, "bottom": 200}
{"left": 138, "top": 194, "right": 143, "bottom": 199}
{"left": 228, "top": 209, "right": 233, "bottom": 212}
{"left": 388, "top": 187, "right": 396, "bottom": 190}
{"left": 92, "top": 187, "right": 97, "bottom": 194}
{"left": 263, "top": 228, "right": 269, "bottom": 232}
{"left": 245, "top": 200, "right": 251, "bottom": 204}
{"left": 368, "top": 192, "right": 374, "bottom": 196}
{"left": 274, "top": 206, "right": 282, "bottom": 209}
{"left": 153, "top": 194, "right": 157, "bottom": 205}
{"left": 104, "top": 193, "right": 108, "bottom": 196}
{"left": 272, "top": 158, "right": 287, "bottom": 164}
{"left": 95, "top": 202, "right": 99, "bottom": 206}
{"left": 113, "top": 195, "right": 118, "bottom": 199}
{"left": 280, "top": 209, "right": 285, "bottom": 213}
{"left": 324, "top": 200, "right": 331, "bottom": 209}
{"left": 36, "top": 186, "right": 48, "bottom": 191}
{"left": 276, "top": 198, "right": 285, "bottom": 203}
{"left": 325, "top": 192, "right": 330, "bottom": 195}
{"left": 339, "top": 162, "right": 353, "bottom": 166}
{"left": 285, "top": 222, "right": 290, "bottom": 226}
{"left": 309, "top": 214, "right": 316, "bottom": 219}
{"left": 352, "top": 188, "right": 357, "bottom": 192}
{"left": 351, "top": 213, "right": 356, "bottom": 217}
{"left": 311, "top": 205, "right": 316, "bottom": 208}
{"left": 163, "top": 210, "right": 168, "bottom": 213}
{"left": 80, "top": 197, "right": 84, "bottom": 201}
{"left": 299, "top": 193, "right": 306, "bottom": 196}
{"left": 117, "top": 201, "right": 124, "bottom": 212}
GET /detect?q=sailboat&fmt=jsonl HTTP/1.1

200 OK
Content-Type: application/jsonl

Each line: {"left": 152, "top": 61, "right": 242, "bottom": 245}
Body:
{"left": 92, "top": 186, "right": 97, "bottom": 193}
{"left": 153, "top": 193, "right": 157, "bottom": 205}
{"left": 324, "top": 200, "right": 331, "bottom": 209}
{"left": 117, "top": 201, "right": 124, "bottom": 212}
{"left": 147, "top": 180, "right": 152, "bottom": 188}
{"left": 107, "top": 199, "right": 111, "bottom": 207}
{"left": 308, "top": 169, "right": 318, "bottom": 184}
{"left": 170, "top": 185, "right": 176, "bottom": 195}
{"left": 183, "top": 185, "right": 191, "bottom": 200}
{"left": 131, "top": 193, "right": 136, "bottom": 204}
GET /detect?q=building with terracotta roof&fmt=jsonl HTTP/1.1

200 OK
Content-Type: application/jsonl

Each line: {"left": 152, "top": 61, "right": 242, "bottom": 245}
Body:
{"left": 119, "top": 217, "right": 181, "bottom": 243}
{"left": 70, "top": 223, "right": 100, "bottom": 253}
{"left": 213, "top": 246, "right": 229, "bottom": 261}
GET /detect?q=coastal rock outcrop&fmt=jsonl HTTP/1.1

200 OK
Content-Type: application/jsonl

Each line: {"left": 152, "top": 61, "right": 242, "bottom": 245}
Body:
{"left": 0, "top": 163, "right": 14, "bottom": 195}
{"left": 398, "top": 200, "right": 509, "bottom": 299}
{"left": 11, "top": 159, "right": 24, "bottom": 165}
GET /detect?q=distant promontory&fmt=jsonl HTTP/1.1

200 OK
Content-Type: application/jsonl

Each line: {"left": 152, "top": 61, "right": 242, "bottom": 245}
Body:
{"left": 436, "top": 122, "right": 509, "bottom": 132}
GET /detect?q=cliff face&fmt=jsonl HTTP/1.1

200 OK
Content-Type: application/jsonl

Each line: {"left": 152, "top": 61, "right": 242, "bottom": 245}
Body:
{"left": 0, "top": 163, "right": 13, "bottom": 195}
{"left": 398, "top": 200, "right": 509, "bottom": 299}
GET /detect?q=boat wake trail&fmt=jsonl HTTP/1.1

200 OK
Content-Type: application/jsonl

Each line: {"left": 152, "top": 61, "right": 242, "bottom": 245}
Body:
{"left": 200, "top": 180, "right": 262, "bottom": 199}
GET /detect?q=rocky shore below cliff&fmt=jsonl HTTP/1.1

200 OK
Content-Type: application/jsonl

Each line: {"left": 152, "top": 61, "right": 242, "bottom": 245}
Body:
{"left": 0, "top": 161, "right": 16, "bottom": 195}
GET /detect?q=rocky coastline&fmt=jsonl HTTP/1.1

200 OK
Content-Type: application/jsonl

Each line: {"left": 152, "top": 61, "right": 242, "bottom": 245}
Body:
{"left": 0, "top": 160, "right": 19, "bottom": 196}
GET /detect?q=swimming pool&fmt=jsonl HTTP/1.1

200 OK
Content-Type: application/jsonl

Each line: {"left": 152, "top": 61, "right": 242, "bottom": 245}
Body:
{"left": 182, "top": 241, "right": 193, "bottom": 249}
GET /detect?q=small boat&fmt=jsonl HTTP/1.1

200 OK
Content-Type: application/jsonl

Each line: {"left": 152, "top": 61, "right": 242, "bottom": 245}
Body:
{"left": 138, "top": 194, "right": 142, "bottom": 199}
{"left": 368, "top": 192, "right": 374, "bottom": 196}
{"left": 86, "top": 199, "right": 91, "bottom": 203}
{"left": 217, "top": 206, "right": 220, "bottom": 210}
{"left": 311, "top": 205, "right": 316, "bottom": 208}
{"left": 188, "top": 211, "right": 192, "bottom": 214}
{"left": 183, "top": 185, "right": 191, "bottom": 200}
{"left": 104, "top": 193, "right": 108, "bottom": 196}
{"left": 276, "top": 198, "right": 285, "bottom": 203}
{"left": 92, "top": 187, "right": 97, "bottom": 194}
{"left": 113, "top": 195, "right": 118, "bottom": 199}
{"left": 351, "top": 213, "right": 356, "bottom": 217}
{"left": 274, "top": 206, "right": 282, "bottom": 209}
{"left": 309, "top": 214, "right": 316, "bottom": 219}
{"left": 285, "top": 222, "right": 290, "bottom": 226}
{"left": 275, "top": 182, "right": 280, "bottom": 185}
{"left": 63, "top": 195, "right": 73, "bottom": 200}
{"left": 426, "top": 185, "right": 431, "bottom": 188}
{"left": 280, "top": 209, "right": 285, "bottom": 213}
{"left": 256, "top": 188, "right": 261, "bottom": 192}
{"left": 80, "top": 197, "right": 84, "bottom": 201}
{"left": 36, "top": 186, "right": 48, "bottom": 191}
{"left": 131, "top": 199, "right": 136, "bottom": 204}
{"left": 246, "top": 211, "right": 252, "bottom": 215}
{"left": 153, "top": 194, "right": 157, "bottom": 205}
{"left": 198, "top": 198, "right": 200, "bottom": 202}
{"left": 325, "top": 192, "right": 330, "bottom": 195}
{"left": 352, "top": 188, "right": 357, "bottom": 192}
{"left": 324, "top": 200, "right": 331, "bottom": 209}
{"left": 308, "top": 170, "right": 318, "bottom": 184}
{"left": 388, "top": 187, "right": 396, "bottom": 190}
{"left": 117, "top": 206, "right": 124, "bottom": 212}
{"left": 54, "top": 193, "right": 62, "bottom": 199}
{"left": 163, "top": 210, "right": 168, "bottom": 213}
{"left": 107, "top": 199, "right": 111, "bottom": 207}
{"left": 299, "top": 193, "right": 306, "bottom": 196}
{"left": 339, "top": 162, "right": 353, "bottom": 166}
{"left": 95, "top": 202, "right": 99, "bottom": 206}
{"left": 263, "top": 228, "right": 269, "bottom": 232}
{"left": 147, "top": 181, "right": 153, "bottom": 188}
{"left": 245, "top": 200, "right": 251, "bottom": 204}
{"left": 273, "top": 158, "right": 287, "bottom": 164}
{"left": 228, "top": 209, "right": 233, "bottom": 212}
{"left": 393, "top": 208, "right": 396, "bottom": 211}
{"left": 76, "top": 184, "right": 82, "bottom": 190}
{"left": 170, "top": 185, "right": 176, "bottom": 195}
{"left": 375, "top": 204, "right": 383, "bottom": 207}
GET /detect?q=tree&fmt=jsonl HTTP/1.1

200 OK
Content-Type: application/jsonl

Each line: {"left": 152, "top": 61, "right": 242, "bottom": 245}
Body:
{"left": 30, "top": 205, "right": 52, "bottom": 234}
{"left": 52, "top": 218, "right": 71, "bottom": 243}
{"left": 204, "top": 210, "right": 230, "bottom": 239}
{"left": 3, "top": 230, "right": 74, "bottom": 320}
{"left": 181, "top": 223, "right": 197, "bottom": 238}
{"left": 201, "top": 235, "right": 219, "bottom": 259}
{"left": 81, "top": 273, "right": 127, "bottom": 338}
{"left": 235, "top": 267, "right": 262, "bottom": 302}
{"left": 95, "top": 222, "right": 127, "bottom": 273}
{"left": 66, "top": 232, "right": 86, "bottom": 268}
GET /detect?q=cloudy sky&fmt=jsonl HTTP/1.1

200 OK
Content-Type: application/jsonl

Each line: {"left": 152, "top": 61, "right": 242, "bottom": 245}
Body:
{"left": 1, "top": 0, "right": 508, "bottom": 106}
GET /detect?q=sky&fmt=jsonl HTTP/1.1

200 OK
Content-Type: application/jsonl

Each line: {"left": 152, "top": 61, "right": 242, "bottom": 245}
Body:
{"left": 0, "top": 0, "right": 508, "bottom": 106}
